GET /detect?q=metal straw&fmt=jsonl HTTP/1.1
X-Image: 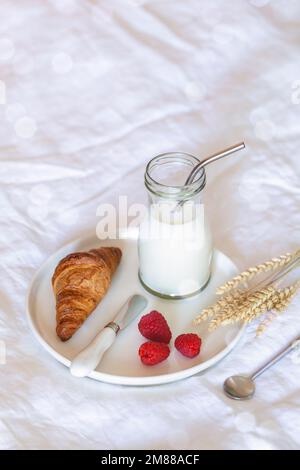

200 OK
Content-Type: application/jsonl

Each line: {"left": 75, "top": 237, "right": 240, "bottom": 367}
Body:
{"left": 185, "top": 142, "right": 245, "bottom": 186}
{"left": 175, "top": 142, "right": 245, "bottom": 209}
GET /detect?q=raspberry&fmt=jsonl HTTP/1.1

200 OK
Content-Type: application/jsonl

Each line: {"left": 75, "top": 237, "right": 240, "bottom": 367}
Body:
{"left": 138, "top": 310, "right": 172, "bottom": 344}
{"left": 175, "top": 333, "right": 201, "bottom": 358}
{"left": 139, "top": 341, "right": 170, "bottom": 366}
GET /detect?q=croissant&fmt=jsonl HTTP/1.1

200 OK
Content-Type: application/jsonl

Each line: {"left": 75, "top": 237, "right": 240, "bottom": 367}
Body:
{"left": 52, "top": 247, "right": 122, "bottom": 341}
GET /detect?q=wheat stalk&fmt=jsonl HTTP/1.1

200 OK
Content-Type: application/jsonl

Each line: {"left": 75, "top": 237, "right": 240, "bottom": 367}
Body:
{"left": 194, "top": 251, "right": 300, "bottom": 335}
{"left": 194, "top": 289, "right": 245, "bottom": 324}
{"left": 206, "top": 283, "right": 300, "bottom": 332}
{"left": 207, "top": 286, "right": 276, "bottom": 331}
{"left": 216, "top": 249, "right": 300, "bottom": 295}
{"left": 256, "top": 312, "right": 278, "bottom": 337}
{"left": 256, "top": 280, "right": 300, "bottom": 335}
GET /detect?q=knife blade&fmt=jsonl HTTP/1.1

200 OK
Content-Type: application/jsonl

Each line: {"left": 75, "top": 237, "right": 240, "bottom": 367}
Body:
{"left": 70, "top": 294, "right": 148, "bottom": 378}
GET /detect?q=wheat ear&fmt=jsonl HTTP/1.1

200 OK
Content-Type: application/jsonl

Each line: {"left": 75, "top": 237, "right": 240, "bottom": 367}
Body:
{"left": 256, "top": 312, "right": 278, "bottom": 336}
{"left": 205, "top": 281, "right": 300, "bottom": 332}
{"left": 193, "top": 289, "right": 244, "bottom": 324}
{"left": 207, "top": 286, "right": 276, "bottom": 331}
{"left": 256, "top": 280, "right": 300, "bottom": 335}
{"left": 216, "top": 249, "right": 300, "bottom": 295}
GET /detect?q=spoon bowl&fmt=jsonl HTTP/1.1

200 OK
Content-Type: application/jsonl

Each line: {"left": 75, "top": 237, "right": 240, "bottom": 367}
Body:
{"left": 223, "top": 375, "right": 256, "bottom": 400}
{"left": 223, "top": 336, "right": 300, "bottom": 400}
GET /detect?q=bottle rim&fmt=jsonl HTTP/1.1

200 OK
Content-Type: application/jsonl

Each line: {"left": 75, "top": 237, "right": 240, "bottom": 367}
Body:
{"left": 144, "top": 152, "right": 206, "bottom": 199}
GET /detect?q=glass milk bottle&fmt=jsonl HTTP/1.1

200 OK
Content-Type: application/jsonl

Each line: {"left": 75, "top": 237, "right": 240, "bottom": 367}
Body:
{"left": 138, "top": 152, "right": 213, "bottom": 299}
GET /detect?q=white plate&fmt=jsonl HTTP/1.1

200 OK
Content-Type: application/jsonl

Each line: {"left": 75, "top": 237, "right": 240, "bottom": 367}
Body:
{"left": 27, "top": 229, "right": 245, "bottom": 386}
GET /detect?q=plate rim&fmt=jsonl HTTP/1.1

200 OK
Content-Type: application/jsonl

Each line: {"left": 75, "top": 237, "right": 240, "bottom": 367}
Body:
{"left": 26, "top": 230, "right": 246, "bottom": 386}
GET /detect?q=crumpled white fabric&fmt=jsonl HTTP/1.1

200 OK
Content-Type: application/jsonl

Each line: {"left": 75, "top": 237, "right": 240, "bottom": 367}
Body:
{"left": 0, "top": 0, "right": 299, "bottom": 450}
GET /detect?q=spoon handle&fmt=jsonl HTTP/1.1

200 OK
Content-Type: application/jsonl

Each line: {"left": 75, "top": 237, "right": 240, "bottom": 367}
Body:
{"left": 185, "top": 141, "right": 245, "bottom": 185}
{"left": 251, "top": 336, "right": 300, "bottom": 381}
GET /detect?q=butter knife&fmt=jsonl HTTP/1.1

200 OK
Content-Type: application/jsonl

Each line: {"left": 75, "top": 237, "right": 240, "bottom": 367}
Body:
{"left": 70, "top": 294, "right": 148, "bottom": 378}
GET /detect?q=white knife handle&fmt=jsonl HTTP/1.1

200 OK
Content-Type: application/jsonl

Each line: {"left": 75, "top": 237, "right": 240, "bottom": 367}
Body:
{"left": 70, "top": 327, "right": 116, "bottom": 377}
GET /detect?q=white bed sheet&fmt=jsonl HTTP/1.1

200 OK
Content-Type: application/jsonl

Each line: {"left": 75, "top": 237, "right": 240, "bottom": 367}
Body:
{"left": 0, "top": 0, "right": 299, "bottom": 450}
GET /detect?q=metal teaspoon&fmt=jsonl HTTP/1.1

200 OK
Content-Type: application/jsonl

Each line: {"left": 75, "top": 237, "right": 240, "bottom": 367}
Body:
{"left": 224, "top": 335, "right": 300, "bottom": 400}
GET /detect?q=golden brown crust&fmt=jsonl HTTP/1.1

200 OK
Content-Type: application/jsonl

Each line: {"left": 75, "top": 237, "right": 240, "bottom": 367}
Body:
{"left": 52, "top": 246, "right": 122, "bottom": 341}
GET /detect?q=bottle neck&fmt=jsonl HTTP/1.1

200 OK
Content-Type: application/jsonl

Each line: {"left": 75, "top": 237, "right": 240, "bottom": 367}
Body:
{"left": 144, "top": 152, "right": 206, "bottom": 203}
